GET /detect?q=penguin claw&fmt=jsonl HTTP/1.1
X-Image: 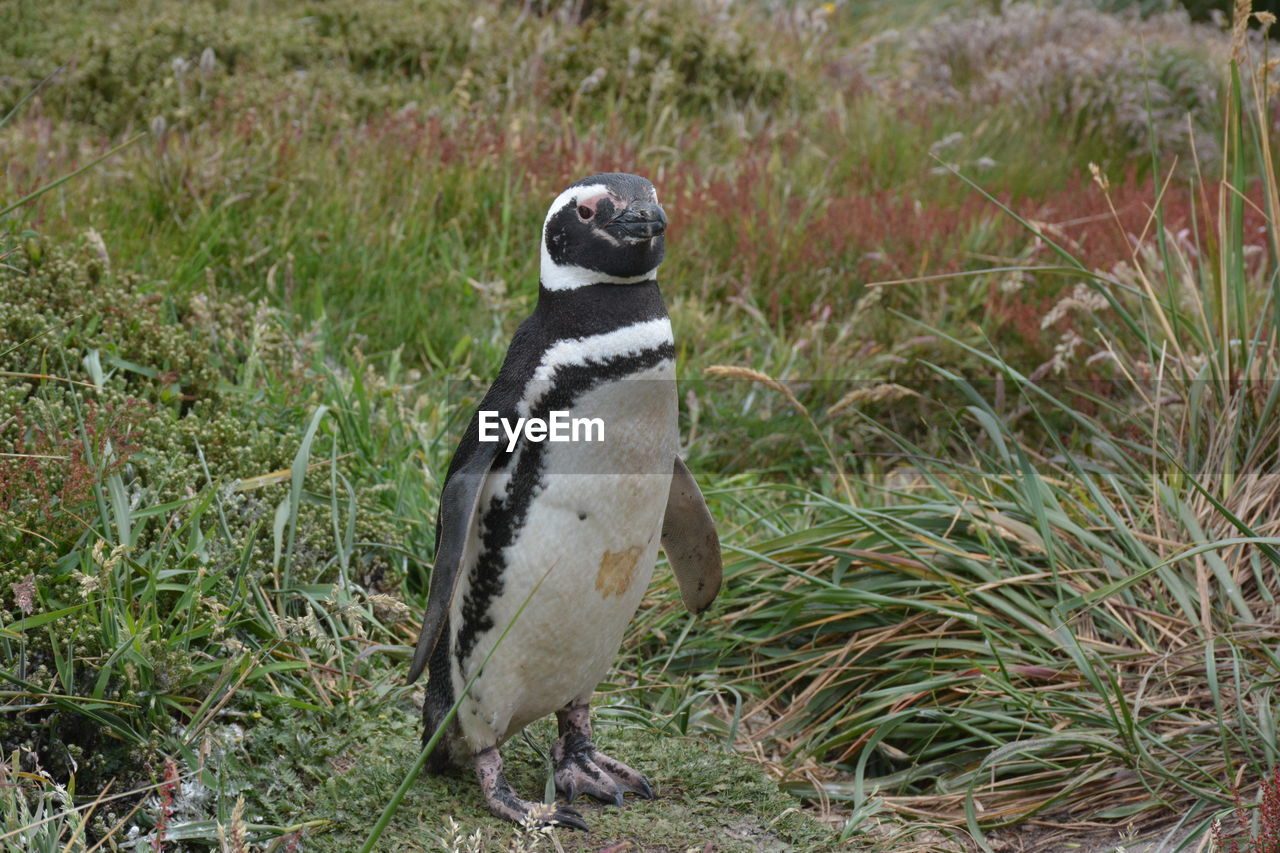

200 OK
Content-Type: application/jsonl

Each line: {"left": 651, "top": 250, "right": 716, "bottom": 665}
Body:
{"left": 485, "top": 794, "right": 589, "bottom": 831}
{"left": 549, "top": 805, "right": 589, "bottom": 832}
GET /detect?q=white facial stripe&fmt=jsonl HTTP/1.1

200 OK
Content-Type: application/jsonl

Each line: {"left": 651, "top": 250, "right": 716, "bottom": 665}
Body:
{"left": 532, "top": 317, "right": 673, "bottom": 383}
{"left": 542, "top": 183, "right": 609, "bottom": 232}
{"left": 577, "top": 192, "right": 610, "bottom": 214}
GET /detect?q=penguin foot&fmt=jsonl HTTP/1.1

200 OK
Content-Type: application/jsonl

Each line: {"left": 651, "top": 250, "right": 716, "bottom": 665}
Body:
{"left": 474, "top": 747, "right": 588, "bottom": 831}
{"left": 551, "top": 730, "right": 655, "bottom": 806}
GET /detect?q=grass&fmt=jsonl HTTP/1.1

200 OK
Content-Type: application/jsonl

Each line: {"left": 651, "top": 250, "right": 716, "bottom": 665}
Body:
{"left": 4, "top": 0, "right": 1280, "bottom": 850}
{"left": 250, "top": 711, "right": 834, "bottom": 852}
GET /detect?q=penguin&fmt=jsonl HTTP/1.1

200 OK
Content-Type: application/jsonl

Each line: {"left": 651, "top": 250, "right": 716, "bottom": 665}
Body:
{"left": 407, "top": 172, "right": 722, "bottom": 831}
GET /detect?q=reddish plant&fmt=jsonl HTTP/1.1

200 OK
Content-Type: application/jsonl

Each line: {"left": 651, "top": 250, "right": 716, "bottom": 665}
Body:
{"left": 0, "top": 398, "right": 146, "bottom": 528}
{"left": 151, "top": 757, "right": 179, "bottom": 852}
{"left": 1037, "top": 169, "right": 1270, "bottom": 271}
{"left": 1214, "top": 765, "right": 1280, "bottom": 853}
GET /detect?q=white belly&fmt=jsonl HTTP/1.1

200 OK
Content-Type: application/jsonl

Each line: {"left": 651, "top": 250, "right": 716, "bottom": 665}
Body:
{"left": 451, "top": 360, "right": 677, "bottom": 749}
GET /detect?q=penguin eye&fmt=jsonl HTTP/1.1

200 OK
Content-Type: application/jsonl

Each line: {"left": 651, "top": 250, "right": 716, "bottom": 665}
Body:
{"left": 577, "top": 205, "right": 594, "bottom": 220}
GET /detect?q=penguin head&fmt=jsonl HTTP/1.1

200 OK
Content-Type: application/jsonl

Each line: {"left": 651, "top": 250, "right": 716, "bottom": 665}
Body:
{"left": 540, "top": 173, "right": 667, "bottom": 291}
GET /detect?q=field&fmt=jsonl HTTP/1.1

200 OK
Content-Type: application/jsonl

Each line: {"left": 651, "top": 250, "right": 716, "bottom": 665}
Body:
{"left": 4, "top": 0, "right": 1280, "bottom": 850}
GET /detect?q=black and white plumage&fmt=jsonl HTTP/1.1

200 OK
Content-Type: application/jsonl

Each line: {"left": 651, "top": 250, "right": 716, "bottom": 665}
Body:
{"left": 407, "top": 173, "right": 722, "bottom": 830}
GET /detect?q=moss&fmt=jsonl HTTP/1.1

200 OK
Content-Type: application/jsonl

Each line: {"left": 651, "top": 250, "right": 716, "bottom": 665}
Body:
{"left": 233, "top": 705, "right": 836, "bottom": 852}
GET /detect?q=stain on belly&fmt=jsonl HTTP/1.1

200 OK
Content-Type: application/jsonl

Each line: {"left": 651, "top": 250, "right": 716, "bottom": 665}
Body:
{"left": 596, "top": 546, "right": 643, "bottom": 598}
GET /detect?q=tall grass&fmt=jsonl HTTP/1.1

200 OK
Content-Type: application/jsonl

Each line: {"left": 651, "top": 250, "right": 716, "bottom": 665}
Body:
{"left": 622, "top": 5, "right": 1280, "bottom": 849}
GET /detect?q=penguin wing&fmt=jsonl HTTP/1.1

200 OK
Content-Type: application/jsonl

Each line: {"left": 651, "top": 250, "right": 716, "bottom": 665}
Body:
{"left": 406, "top": 434, "right": 499, "bottom": 684}
{"left": 406, "top": 320, "right": 544, "bottom": 684}
{"left": 661, "top": 456, "right": 722, "bottom": 613}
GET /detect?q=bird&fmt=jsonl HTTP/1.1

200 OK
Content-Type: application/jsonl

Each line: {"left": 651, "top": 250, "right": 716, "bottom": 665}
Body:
{"left": 407, "top": 172, "right": 722, "bottom": 831}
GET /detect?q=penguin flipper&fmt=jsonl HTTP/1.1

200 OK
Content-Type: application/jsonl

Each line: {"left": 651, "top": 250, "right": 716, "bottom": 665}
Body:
{"left": 407, "top": 443, "right": 499, "bottom": 683}
{"left": 660, "top": 457, "right": 722, "bottom": 613}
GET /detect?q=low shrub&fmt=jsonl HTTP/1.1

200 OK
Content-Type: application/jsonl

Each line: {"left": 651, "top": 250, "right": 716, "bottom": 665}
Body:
{"left": 0, "top": 0, "right": 796, "bottom": 137}
{"left": 0, "top": 240, "right": 417, "bottom": 843}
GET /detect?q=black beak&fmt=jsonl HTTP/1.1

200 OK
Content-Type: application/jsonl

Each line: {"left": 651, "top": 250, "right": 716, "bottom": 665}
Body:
{"left": 609, "top": 202, "right": 667, "bottom": 240}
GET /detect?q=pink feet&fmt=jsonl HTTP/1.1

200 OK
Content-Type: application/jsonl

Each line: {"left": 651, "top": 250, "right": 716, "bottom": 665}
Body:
{"left": 551, "top": 704, "right": 655, "bottom": 806}
{"left": 470, "top": 703, "right": 653, "bottom": 832}
{"left": 474, "top": 746, "right": 588, "bottom": 831}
